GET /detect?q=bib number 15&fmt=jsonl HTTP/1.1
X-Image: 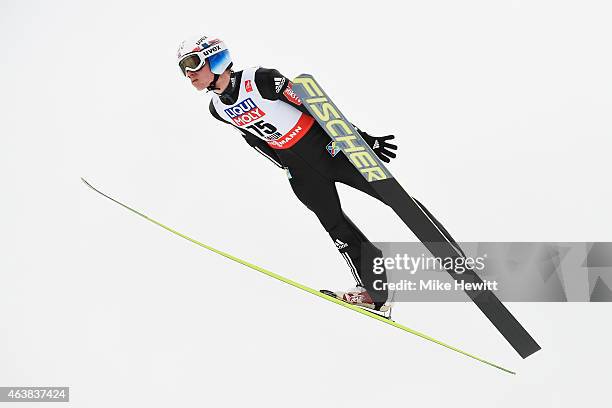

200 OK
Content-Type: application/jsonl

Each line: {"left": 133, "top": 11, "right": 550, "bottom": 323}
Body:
{"left": 246, "top": 120, "right": 277, "bottom": 137}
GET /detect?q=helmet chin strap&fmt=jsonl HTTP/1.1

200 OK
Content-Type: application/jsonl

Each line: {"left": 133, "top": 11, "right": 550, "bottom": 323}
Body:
{"left": 205, "top": 63, "right": 234, "bottom": 93}
{"left": 206, "top": 73, "right": 221, "bottom": 92}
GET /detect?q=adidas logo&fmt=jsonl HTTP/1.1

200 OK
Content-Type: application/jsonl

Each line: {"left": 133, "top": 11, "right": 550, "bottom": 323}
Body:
{"left": 334, "top": 239, "right": 348, "bottom": 249}
{"left": 373, "top": 140, "right": 380, "bottom": 149}
{"left": 274, "top": 77, "right": 286, "bottom": 93}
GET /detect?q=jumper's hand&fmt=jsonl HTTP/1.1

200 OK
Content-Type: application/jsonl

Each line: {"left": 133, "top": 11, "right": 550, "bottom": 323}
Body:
{"left": 362, "top": 133, "right": 398, "bottom": 163}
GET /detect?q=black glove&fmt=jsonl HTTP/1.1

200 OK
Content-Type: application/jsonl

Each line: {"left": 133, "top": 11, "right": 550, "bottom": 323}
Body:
{"left": 358, "top": 130, "right": 398, "bottom": 163}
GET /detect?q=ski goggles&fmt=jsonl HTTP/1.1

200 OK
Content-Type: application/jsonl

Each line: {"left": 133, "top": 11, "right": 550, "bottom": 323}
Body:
{"left": 178, "top": 42, "right": 227, "bottom": 76}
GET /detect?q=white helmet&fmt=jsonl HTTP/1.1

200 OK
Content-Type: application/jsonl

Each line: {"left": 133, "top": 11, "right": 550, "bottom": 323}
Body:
{"left": 177, "top": 34, "right": 232, "bottom": 76}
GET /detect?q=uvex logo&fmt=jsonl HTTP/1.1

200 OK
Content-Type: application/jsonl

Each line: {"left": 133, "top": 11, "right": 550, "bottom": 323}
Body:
{"left": 203, "top": 45, "right": 221, "bottom": 57}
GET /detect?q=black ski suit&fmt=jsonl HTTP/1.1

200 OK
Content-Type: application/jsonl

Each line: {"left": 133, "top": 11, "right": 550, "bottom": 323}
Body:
{"left": 209, "top": 68, "right": 395, "bottom": 305}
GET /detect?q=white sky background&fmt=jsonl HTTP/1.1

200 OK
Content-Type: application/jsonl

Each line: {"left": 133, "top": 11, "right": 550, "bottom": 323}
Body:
{"left": 1, "top": 0, "right": 611, "bottom": 406}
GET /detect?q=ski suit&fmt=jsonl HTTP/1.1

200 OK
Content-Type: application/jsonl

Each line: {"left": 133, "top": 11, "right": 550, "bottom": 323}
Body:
{"left": 209, "top": 67, "right": 393, "bottom": 305}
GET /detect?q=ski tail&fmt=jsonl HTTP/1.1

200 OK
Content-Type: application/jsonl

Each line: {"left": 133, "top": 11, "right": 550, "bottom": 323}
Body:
{"left": 81, "top": 177, "right": 516, "bottom": 374}
{"left": 290, "top": 74, "right": 541, "bottom": 359}
{"left": 377, "top": 179, "right": 542, "bottom": 359}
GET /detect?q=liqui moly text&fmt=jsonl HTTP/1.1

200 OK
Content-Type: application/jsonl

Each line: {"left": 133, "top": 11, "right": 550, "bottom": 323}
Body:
{"left": 224, "top": 98, "right": 266, "bottom": 126}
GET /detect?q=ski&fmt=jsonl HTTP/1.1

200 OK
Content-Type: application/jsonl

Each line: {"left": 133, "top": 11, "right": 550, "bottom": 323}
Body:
{"left": 81, "top": 177, "right": 515, "bottom": 374}
{"left": 291, "top": 74, "right": 541, "bottom": 359}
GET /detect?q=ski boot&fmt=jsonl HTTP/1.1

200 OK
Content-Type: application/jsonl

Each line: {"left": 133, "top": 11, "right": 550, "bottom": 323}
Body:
{"left": 320, "top": 286, "right": 393, "bottom": 319}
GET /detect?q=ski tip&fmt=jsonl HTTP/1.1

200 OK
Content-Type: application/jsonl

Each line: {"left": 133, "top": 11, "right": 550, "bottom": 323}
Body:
{"left": 80, "top": 177, "right": 95, "bottom": 190}
{"left": 81, "top": 178, "right": 105, "bottom": 197}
